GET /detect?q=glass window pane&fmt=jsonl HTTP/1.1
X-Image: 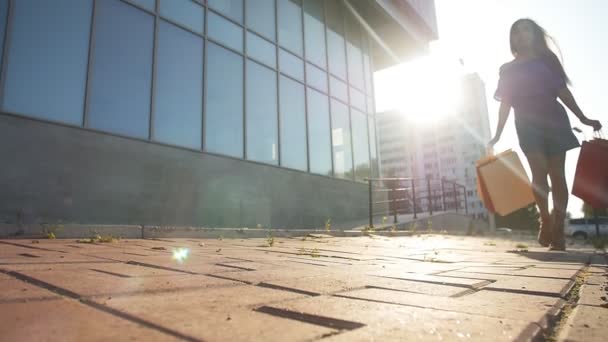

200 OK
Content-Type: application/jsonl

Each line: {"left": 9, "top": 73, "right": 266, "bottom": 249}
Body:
{"left": 346, "top": 13, "right": 364, "bottom": 90}
{"left": 246, "top": 61, "right": 278, "bottom": 165}
{"left": 329, "top": 76, "right": 347, "bottom": 103}
{"left": 206, "top": 43, "right": 243, "bottom": 158}
{"left": 368, "top": 116, "right": 379, "bottom": 178}
{"left": 306, "top": 63, "right": 327, "bottom": 93}
{"left": 246, "top": 0, "right": 275, "bottom": 40}
{"left": 350, "top": 87, "right": 365, "bottom": 112}
{"left": 208, "top": 0, "right": 243, "bottom": 23}
{"left": 277, "top": 0, "right": 303, "bottom": 56}
{"left": 303, "top": 0, "right": 326, "bottom": 68}
{"left": 88, "top": 0, "right": 153, "bottom": 138}
{"left": 0, "top": 0, "right": 6, "bottom": 77}
{"left": 208, "top": 11, "right": 243, "bottom": 52}
{"left": 351, "top": 109, "right": 370, "bottom": 181}
{"left": 247, "top": 31, "right": 276, "bottom": 68}
{"left": 367, "top": 96, "right": 375, "bottom": 115}
{"left": 279, "top": 76, "right": 307, "bottom": 171}
{"left": 154, "top": 21, "right": 203, "bottom": 149}
{"left": 307, "top": 88, "right": 332, "bottom": 176}
{"left": 3, "top": 0, "right": 92, "bottom": 126}
{"left": 326, "top": 0, "right": 346, "bottom": 79}
{"left": 159, "top": 0, "right": 204, "bottom": 34}
{"left": 129, "top": 0, "right": 155, "bottom": 11}
{"left": 363, "top": 35, "right": 373, "bottom": 95}
{"left": 279, "top": 49, "right": 304, "bottom": 81}
{"left": 331, "top": 99, "right": 352, "bottom": 179}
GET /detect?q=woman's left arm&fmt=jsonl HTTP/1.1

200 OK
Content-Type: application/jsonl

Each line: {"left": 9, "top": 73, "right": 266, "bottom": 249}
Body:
{"left": 558, "top": 87, "right": 603, "bottom": 131}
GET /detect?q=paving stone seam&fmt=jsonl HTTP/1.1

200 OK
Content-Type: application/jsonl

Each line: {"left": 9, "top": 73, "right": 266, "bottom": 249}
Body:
{"left": 442, "top": 270, "right": 577, "bottom": 281}
{"left": 0, "top": 240, "right": 68, "bottom": 253}
{"left": 372, "top": 274, "right": 490, "bottom": 289}
{"left": 254, "top": 305, "right": 366, "bottom": 331}
{"left": 0, "top": 296, "right": 62, "bottom": 305}
{"left": 0, "top": 268, "right": 206, "bottom": 341}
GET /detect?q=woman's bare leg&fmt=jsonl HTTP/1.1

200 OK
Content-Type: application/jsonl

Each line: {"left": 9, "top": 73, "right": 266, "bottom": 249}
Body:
{"left": 525, "top": 152, "right": 551, "bottom": 246}
{"left": 548, "top": 153, "right": 568, "bottom": 250}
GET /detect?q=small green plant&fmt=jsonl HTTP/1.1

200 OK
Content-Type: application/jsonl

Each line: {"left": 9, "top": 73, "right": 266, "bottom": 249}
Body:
{"left": 310, "top": 248, "right": 320, "bottom": 258}
{"left": 266, "top": 233, "right": 275, "bottom": 247}
{"left": 325, "top": 218, "right": 331, "bottom": 233}
{"left": 77, "top": 234, "right": 119, "bottom": 244}
{"left": 362, "top": 225, "right": 375, "bottom": 235}
{"left": 484, "top": 241, "right": 497, "bottom": 246}
{"left": 590, "top": 236, "right": 608, "bottom": 250}
{"left": 515, "top": 243, "right": 528, "bottom": 249}
{"left": 42, "top": 224, "right": 62, "bottom": 239}
{"left": 466, "top": 220, "right": 475, "bottom": 236}
{"left": 382, "top": 216, "right": 387, "bottom": 225}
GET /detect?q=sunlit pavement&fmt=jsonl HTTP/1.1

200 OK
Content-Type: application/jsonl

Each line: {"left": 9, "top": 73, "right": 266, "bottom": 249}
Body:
{"left": 1, "top": 235, "right": 606, "bottom": 341}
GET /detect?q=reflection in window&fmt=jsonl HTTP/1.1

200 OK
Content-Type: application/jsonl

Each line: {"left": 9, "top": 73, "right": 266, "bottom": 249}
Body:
{"left": 246, "top": 0, "right": 275, "bottom": 40}
{"left": 303, "top": 0, "right": 326, "bottom": 68}
{"left": 3, "top": 0, "right": 92, "bottom": 126}
{"left": 206, "top": 43, "right": 243, "bottom": 158}
{"left": 325, "top": 1, "right": 346, "bottom": 80}
{"left": 129, "top": 0, "right": 155, "bottom": 11}
{"left": 208, "top": 0, "right": 243, "bottom": 23}
{"left": 279, "top": 76, "right": 307, "bottom": 171}
{"left": 278, "top": 0, "right": 303, "bottom": 56}
{"left": 246, "top": 61, "right": 278, "bottom": 165}
{"left": 349, "top": 87, "right": 366, "bottom": 112}
{"left": 247, "top": 31, "right": 276, "bottom": 68}
{"left": 351, "top": 109, "right": 370, "bottom": 181}
{"left": 88, "top": 0, "right": 153, "bottom": 138}
{"left": 331, "top": 99, "right": 352, "bottom": 179}
{"left": 306, "top": 63, "right": 328, "bottom": 93}
{"left": 307, "top": 88, "right": 332, "bottom": 176}
{"left": 329, "top": 76, "right": 347, "bottom": 103}
{"left": 153, "top": 21, "right": 203, "bottom": 149}
{"left": 345, "top": 12, "right": 364, "bottom": 90}
{"left": 159, "top": 0, "right": 204, "bottom": 34}
{"left": 279, "top": 49, "right": 304, "bottom": 81}
{"left": 208, "top": 11, "right": 243, "bottom": 52}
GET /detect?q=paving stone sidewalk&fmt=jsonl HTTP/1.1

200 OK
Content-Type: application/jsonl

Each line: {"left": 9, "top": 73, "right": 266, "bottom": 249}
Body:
{"left": 1, "top": 234, "right": 606, "bottom": 341}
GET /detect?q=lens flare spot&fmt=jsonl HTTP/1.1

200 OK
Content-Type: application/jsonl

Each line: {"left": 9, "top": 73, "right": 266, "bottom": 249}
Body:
{"left": 172, "top": 247, "right": 189, "bottom": 263}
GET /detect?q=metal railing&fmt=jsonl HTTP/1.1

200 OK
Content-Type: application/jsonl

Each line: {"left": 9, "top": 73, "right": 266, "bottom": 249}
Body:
{"left": 366, "top": 177, "right": 468, "bottom": 228}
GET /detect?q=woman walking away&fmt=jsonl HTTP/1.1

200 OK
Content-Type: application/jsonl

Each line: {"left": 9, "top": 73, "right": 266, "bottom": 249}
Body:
{"left": 489, "top": 19, "right": 603, "bottom": 251}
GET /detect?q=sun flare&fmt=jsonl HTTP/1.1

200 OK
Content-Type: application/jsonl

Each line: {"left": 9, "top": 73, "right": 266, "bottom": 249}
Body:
{"left": 375, "top": 53, "right": 465, "bottom": 124}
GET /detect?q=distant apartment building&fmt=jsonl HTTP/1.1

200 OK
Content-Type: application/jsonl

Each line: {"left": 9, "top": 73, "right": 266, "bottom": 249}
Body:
{"left": 377, "top": 72, "right": 492, "bottom": 217}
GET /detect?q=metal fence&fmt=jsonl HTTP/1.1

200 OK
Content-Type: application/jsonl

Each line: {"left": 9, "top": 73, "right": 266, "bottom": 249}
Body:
{"left": 366, "top": 177, "right": 468, "bottom": 228}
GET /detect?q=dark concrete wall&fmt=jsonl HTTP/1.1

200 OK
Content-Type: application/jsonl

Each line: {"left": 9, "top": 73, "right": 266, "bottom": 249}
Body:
{"left": 0, "top": 114, "right": 369, "bottom": 229}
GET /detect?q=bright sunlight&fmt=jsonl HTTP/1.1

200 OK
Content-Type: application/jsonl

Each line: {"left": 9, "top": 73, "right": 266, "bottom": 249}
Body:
{"left": 374, "top": 47, "right": 466, "bottom": 124}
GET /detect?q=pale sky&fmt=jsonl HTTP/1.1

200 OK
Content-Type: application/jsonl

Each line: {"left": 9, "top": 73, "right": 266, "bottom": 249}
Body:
{"left": 375, "top": 0, "right": 608, "bottom": 217}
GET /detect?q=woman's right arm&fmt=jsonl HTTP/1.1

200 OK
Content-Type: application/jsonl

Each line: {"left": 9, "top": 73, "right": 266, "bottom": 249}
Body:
{"left": 489, "top": 100, "right": 512, "bottom": 146}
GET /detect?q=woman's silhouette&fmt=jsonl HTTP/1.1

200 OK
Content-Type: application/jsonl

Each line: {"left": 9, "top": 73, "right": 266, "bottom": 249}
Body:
{"left": 489, "top": 19, "right": 602, "bottom": 251}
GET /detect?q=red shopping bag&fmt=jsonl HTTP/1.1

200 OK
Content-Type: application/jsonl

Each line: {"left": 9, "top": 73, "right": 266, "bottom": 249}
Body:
{"left": 572, "top": 137, "right": 608, "bottom": 208}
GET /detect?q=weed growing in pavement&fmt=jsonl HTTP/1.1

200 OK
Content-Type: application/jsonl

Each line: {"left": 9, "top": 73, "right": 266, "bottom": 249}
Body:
{"left": 590, "top": 236, "right": 608, "bottom": 250}
{"left": 484, "top": 241, "right": 497, "bottom": 246}
{"left": 515, "top": 243, "right": 528, "bottom": 249}
{"left": 42, "top": 224, "right": 63, "bottom": 239}
{"left": 77, "top": 234, "right": 119, "bottom": 244}
{"left": 266, "top": 233, "right": 275, "bottom": 247}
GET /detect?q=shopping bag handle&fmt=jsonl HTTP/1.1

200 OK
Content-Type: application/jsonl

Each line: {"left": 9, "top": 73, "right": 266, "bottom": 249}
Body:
{"left": 593, "top": 129, "right": 605, "bottom": 140}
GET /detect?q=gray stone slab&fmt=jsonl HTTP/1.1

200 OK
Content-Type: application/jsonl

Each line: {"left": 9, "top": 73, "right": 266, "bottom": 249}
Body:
{"left": 439, "top": 271, "right": 573, "bottom": 296}
{"left": 578, "top": 275, "right": 608, "bottom": 307}
{"left": 0, "top": 298, "right": 177, "bottom": 341}
{"left": 16, "top": 267, "right": 239, "bottom": 298}
{"left": 0, "top": 277, "right": 60, "bottom": 303}
{"left": 95, "top": 285, "right": 333, "bottom": 341}
{"left": 265, "top": 295, "right": 536, "bottom": 342}
{"left": 558, "top": 305, "right": 608, "bottom": 342}
{"left": 337, "top": 287, "right": 562, "bottom": 325}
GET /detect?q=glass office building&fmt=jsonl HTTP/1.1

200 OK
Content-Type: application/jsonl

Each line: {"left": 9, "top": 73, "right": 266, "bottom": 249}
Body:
{"left": 0, "top": 0, "right": 436, "bottom": 231}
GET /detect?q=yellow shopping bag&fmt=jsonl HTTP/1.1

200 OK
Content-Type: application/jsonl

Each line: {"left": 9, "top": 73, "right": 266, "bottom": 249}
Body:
{"left": 476, "top": 150, "right": 535, "bottom": 216}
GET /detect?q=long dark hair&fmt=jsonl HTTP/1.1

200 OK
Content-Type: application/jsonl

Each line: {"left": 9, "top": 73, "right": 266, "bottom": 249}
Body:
{"left": 510, "top": 18, "right": 570, "bottom": 84}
